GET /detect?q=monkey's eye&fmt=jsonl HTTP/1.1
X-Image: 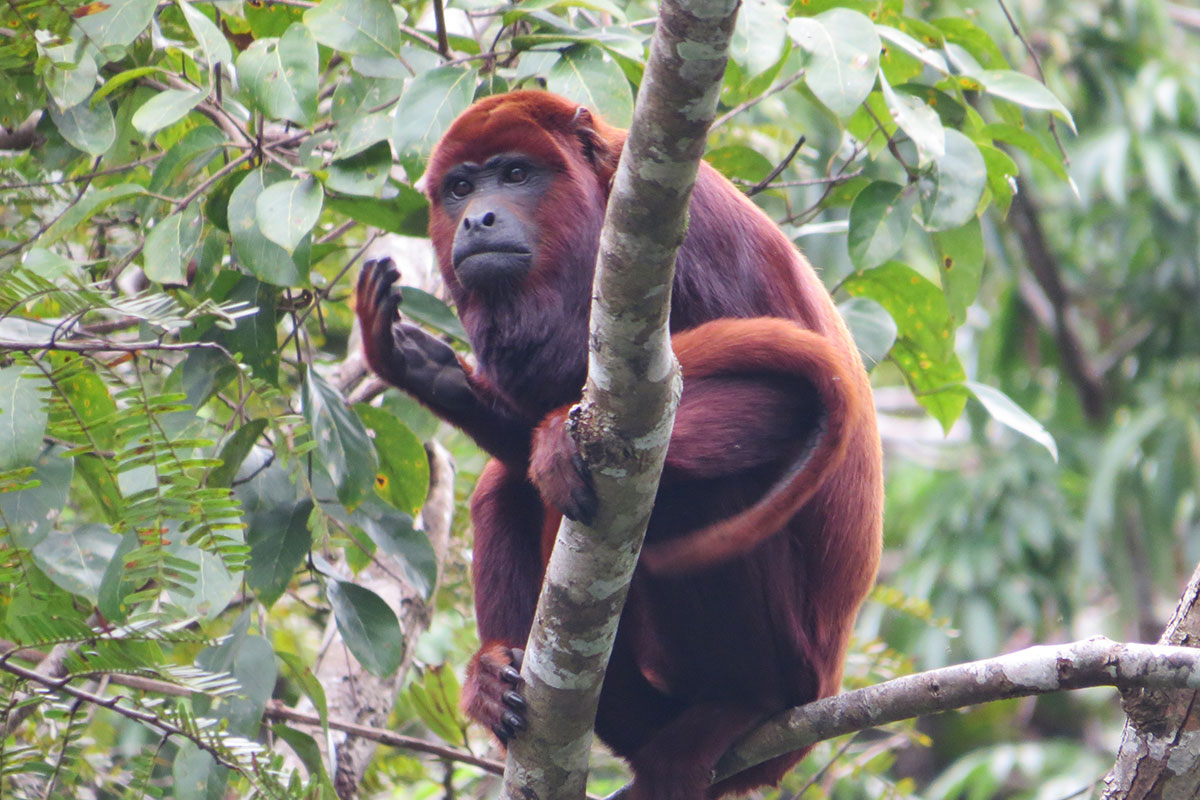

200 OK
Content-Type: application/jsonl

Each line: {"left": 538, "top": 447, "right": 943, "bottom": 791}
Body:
{"left": 450, "top": 179, "right": 473, "bottom": 198}
{"left": 502, "top": 165, "right": 528, "bottom": 184}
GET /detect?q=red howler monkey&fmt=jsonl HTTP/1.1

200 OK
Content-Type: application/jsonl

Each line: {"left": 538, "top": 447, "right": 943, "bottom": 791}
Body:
{"left": 355, "top": 90, "right": 882, "bottom": 799}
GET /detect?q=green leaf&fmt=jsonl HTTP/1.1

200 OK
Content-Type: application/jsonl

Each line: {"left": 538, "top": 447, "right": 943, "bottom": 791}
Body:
{"left": 74, "top": 0, "right": 158, "bottom": 48}
{"left": 76, "top": 454, "right": 122, "bottom": 523}
{"left": 548, "top": 45, "right": 634, "bottom": 128}
{"left": 131, "top": 87, "right": 208, "bottom": 136}
{"left": 730, "top": 0, "right": 787, "bottom": 78}
{"left": 209, "top": 419, "right": 270, "bottom": 489}
{"left": 178, "top": 0, "right": 233, "bottom": 69}
{"left": 97, "top": 530, "right": 138, "bottom": 623}
{"left": 977, "top": 141, "right": 1019, "bottom": 216}
{"left": 143, "top": 205, "right": 203, "bottom": 285}
{"left": 917, "top": 129, "right": 986, "bottom": 232}
{"left": 354, "top": 404, "right": 429, "bottom": 515}
{"left": 980, "top": 122, "right": 1068, "bottom": 180}
{"left": 0, "top": 447, "right": 72, "bottom": 549}
{"left": 704, "top": 145, "right": 774, "bottom": 184}
{"left": 879, "top": 73, "right": 944, "bottom": 165}
{"left": 842, "top": 262, "right": 967, "bottom": 431}
{"left": 43, "top": 46, "right": 98, "bottom": 109}
{"left": 237, "top": 23, "right": 319, "bottom": 127}
{"left": 977, "top": 69, "right": 1075, "bottom": 133}
{"left": 326, "top": 140, "right": 392, "bottom": 197}
{"left": 876, "top": 24, "right": 950, "bottom": 74}
{"left": 247, "top": 498, "right": 313, "bottom": 608}
{"left": 303, "top": 367, "right": 377, "bottom": 509}
{"left": 47, "top": 96, "right": 115, "bottom": 155}
{"left": 43, "top": 183, "right": 146, "bottom": 245}
{"left": 788, "top": 8, "right": 881, "bottom": 118}
{"left": 391, "top": 66, "right": 477, "bottom": 155}
{"left": 847, "top": 181, "right": 916, "bottom": 270}
{"left": 229, "top": 168, "right": 304, "bottom": 286}
{"left": 303, "top": 0, "right": 403, "bottom": 58}
{"left": 168, "top": 545, "right": 237, "bottom": 620}
{"left": 838, "top": 296, "right": 897, "bottom": 367}
{"left": 398, "top": 286, "right": 468, "bottom": 343}
{"left": 255, "top": 177, "right": 323, "bottom": 254}
{"left": 91, "top": 65, "right": 168, "bottom": 105}
{"left": 933, "top": 217, "right": 984, "bottom": 323}
{"left": 345, "top": 496, "right": 436, "bottom": 596}
{"left": 325, "top": 579, "right": 405, "bottom": 677}
{"left": 205, "top": 274, "right": 281, "bottom": 384}
{"left": 408, "top": 666, "right": 467, "bottom": 745}
{"left": 327, "top": 188, "right": 428, "bottom": 237}
{"left": 0, "top": 367, "right": 47, "bottom": 471}
{"left": 31, "top": 524, "right": 120, "bottom": 602}
{"left": 966, "top": 381, "right": 1058, "bottom": 461}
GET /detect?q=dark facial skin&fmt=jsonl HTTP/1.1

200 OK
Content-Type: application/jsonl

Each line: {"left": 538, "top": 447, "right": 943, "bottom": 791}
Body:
{"left": 440, "top": 154, "right": 547, "bottom": 291}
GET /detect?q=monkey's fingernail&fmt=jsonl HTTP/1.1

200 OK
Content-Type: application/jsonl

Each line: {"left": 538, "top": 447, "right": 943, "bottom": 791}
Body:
{"left": 502, "top": 711, "right": 526, "bottom": 731}
{"left": 502, "top": 690, "right": 525, "bottom": 711}
{"left": 501, "top": 666, "right": 523, "bottom": 685}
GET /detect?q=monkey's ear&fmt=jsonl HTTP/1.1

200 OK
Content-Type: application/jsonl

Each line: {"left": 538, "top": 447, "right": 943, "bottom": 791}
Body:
{"left": 571, "top": 107, "right": 617, "bottom": 173}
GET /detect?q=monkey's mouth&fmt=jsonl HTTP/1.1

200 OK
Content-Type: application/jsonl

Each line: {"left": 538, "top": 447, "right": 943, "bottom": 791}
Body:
{"left": 454, "top": 248, "right": 533, "bottom": 289}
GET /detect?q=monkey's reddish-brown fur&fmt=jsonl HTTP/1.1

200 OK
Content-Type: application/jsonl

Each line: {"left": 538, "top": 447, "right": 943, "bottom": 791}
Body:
{"left": 358, "top": 91, "right": 883, "bottom": 799}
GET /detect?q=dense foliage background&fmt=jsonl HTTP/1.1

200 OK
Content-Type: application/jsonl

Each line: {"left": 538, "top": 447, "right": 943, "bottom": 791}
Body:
{"left": 1, "top": 0, "right": 1197, "bottom": 797}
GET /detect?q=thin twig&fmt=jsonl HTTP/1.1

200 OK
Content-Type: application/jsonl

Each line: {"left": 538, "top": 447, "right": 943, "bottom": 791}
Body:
{"left": 745, "top": 135, "right": 806, "bottom": 197}
{"left": 996, "top": 0, "right": 1069, "bottom": 163}
{"left": 711, "top": 70, "right": 806, "bottom": 131}
{"left": 0, "top": 154, "right": 167, "bottom": 191}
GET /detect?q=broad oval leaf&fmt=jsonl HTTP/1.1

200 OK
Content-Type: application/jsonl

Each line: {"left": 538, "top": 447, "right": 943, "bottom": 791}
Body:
{"left": 326, "top": 140, "right": 392, "bottom": 197}
{"left": 44, "top": 47, "right": 99, "bottom": 109}
{"left": 842, "top": 262, "right": 968, "bottom": 431}
{"left": 144, "top": 205, "right": 203, "bottom": 284}
{"left": 303, "top": 0, "right": 402, "bottom": 58}
{"left": 392, "top": 66, "right": 478, "bottom": 155}
{"left": 0, "top": 446, "right": 73, "bottom": 549}
{"left": 730, "top": 0, "right": 787, "bottom": 78}
{"left": 838, "top": 296, "right": 898, "bottom": 367}
{"left": 236, "top": 23, "right": 319, "bottom": 127}
{"left": 178, "top": 0, "right": 233, "bottom": 69}
{"left": 354, "top": 404, "right": 429, "bottom": 515}
{"left": 788, "top": 8, "right": 881, "bottom": 118}
{"left": 325, "top": 579, "right": 405, "bottom": 677}
{"left": 918, "top": 129, "right": 986, "bottom": 231}
{"left": 933, "top": 218, "right": 984, "bottom": 323}
{"left": 74, "top": 0, "right": 157, "bottom": 48}
{"left": 847, "top": 180, "right": 916, "bottom": 270}
{"left": 32, "top": 524, "right": 120, "bottom": 603}
{"left": 228, "top": 168, "right": 304, "bottom": 286}
{"left": 47, "top": 96, "right": 115, "bottom": 155}
{"left": 302, "top": 366, "right": 377, "bottom": 509}
{"left": 255, "top": 177, "right": 323, "bottom": 254}
{"left": 548, "top": 45, "right": 634, "bottom": 128}
{"left": 880, "top": 73, "right": 944, "bottom": 165}
{"left": 966, "top": 381, "right": 1059, "bottom": 461}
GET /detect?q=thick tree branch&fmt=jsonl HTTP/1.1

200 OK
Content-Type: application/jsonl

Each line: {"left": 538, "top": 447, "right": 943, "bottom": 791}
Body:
{"left": 716, "top": 637, "right": 1200, "bottom": 785}
{"left": 1103, "top": 561, "right": 1200, "bottom": 799}
{"left": 500, "top": 0, "right": 739, "bottom": 797}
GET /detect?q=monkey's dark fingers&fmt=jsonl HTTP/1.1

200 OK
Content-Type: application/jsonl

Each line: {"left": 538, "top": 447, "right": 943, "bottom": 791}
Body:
{"left": 369, "top": 259, "right": 402, "bottom": 310}
{"left": 502, "top": 690, "right": 526, "bottom": 712}
{"left": 565, "top": 451, "right": 599, "bottom": 525}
